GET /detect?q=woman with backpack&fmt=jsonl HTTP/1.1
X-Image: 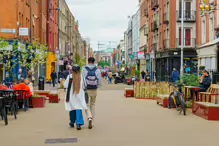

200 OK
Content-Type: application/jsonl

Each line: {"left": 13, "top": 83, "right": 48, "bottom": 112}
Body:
{"left": 64, "top": 64, "right": 88, "bottom": 130}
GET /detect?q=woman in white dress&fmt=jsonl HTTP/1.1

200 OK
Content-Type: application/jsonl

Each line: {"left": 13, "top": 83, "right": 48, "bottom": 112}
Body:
{"left": 64, "top": 65, "right": 87, "bottom": 130}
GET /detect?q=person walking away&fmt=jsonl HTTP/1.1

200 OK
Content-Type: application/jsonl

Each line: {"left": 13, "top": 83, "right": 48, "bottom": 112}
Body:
{"left": 108, "top": 70, "right": 113, "bottom": 84}
{"left": 50, "top": 70, "right": 57, "bottom": 87}
{"left": 141, "top": 70, "right": 146, "bottom": 79}
{"left": 64, "top": 66, "right": 71, "bottom": 79}
{"left": 194, "top": 70, "right": 211, "bottom": 101}
{"left": 64, "top": 65, "right": 87, "bottom": 130}
{"left": 171, "top": 68, "right": 180, "bottom": 83}
{"left": 82, "top": 57, "right": 101, "bottom": 129}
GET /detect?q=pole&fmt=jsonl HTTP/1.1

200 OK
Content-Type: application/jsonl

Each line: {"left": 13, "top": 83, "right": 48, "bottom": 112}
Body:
{"left": 180, "top": 0, "right": 184, "bottom": 81}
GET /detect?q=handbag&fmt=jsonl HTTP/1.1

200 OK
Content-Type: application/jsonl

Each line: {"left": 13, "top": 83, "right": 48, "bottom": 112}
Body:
{"left": 66, "top": 78, "right": 73, "bottom": 102}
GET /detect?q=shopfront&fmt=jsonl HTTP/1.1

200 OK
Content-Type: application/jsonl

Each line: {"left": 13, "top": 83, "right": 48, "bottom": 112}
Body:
{"left": 155, "top": 49, "right": 197, "bottom": 82}
{"left": 197, "top": 39, "right": 219, "bottom": 71}
{"left": 46, "top": 52, "right": 57, "bottom": 81}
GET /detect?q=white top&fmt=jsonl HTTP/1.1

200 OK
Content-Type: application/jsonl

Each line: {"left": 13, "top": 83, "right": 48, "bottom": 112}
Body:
{"left": 64, "top": 74, "right": 87, "bottom": 111}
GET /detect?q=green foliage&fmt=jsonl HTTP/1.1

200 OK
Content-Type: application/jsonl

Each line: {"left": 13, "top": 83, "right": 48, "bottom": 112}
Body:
{"left": 98, "top": 60, "right": 110, "bottom": 68}
{"left": 134, "top": 70, "right": 140, "bottom": 77}
{"left": 0, "top": 39, "right": 48, "bottom": 76}
{"left": 75, "top": 53, "right": 86, "bottom": 68}
{"left": 180, "top": 74, "right": 199, "bottom": 86}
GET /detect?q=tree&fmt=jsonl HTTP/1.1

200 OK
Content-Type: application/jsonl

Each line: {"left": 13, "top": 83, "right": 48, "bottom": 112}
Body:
{"left": 0, "top": 39, "right": 48, "bottom": 80}
{"left": 98, "top": 60, "right": 110, "bottom": 68}
{"left": 75, "top": 53, "right": 86, "bottom": 68}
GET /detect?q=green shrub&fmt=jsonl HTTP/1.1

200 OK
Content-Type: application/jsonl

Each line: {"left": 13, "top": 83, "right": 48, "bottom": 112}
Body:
{"left": 179, "top": 74, "right": 199, "bottom": 86}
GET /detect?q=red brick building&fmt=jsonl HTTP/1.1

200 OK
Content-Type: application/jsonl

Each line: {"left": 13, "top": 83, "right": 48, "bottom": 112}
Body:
{"left": 46, "top": 0, "right": 59, "bottom": 80}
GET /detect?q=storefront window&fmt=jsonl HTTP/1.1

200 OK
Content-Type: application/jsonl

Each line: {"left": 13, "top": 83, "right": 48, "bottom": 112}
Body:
{"left": 184, "top": 57, "right": 198, "bottom": 74}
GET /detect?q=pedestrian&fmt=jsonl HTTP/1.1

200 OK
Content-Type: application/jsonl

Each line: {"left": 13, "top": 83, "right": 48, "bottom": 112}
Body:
{"left": 194, "top": 70, "right": 211, "bottom": 101}
{"left": 50, "top": 70, "right": 57, "bottom": 87}
{"left": 64, "top": 64, "right": 87, "bottom": 130}
{"left": 17, "top": 69, "right": 24, "bottom": 82}
{"left": 82, "top": 57, "right": 101, "bottom": 129}
{"left": 141, "top": 70, "right": 146, "bottom": 79}
{"left": 108, "top": 70, "right": 113, "bottom": 84}
{"left": 171, "top": 68, "right": 180, "bottom": 83}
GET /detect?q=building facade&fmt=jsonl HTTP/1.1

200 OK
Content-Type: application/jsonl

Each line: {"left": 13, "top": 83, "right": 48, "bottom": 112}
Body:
{"left": 139, "top": 0, "right": 148, "bottom": 72}
{"left": 0, "top": 0, "right": 49, "bottom": 82}
{"left": 196, "top": 0, "right": 219, "bottom": 72}
{"left": 142, "top": 0, "right": 197, "bottom": 81}
{"left": 46, "top": 0, "right": 59, "bottom": 81}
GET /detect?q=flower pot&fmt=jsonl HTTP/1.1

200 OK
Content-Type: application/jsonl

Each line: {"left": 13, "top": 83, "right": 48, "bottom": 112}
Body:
{"left": 31, "top": 96, "right": 46, "bottom": 108}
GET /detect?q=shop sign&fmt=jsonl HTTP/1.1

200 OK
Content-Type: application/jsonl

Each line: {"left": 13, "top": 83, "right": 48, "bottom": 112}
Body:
{"left": 0, "top": 28, "right": 16, "bottom": 34}
{"left": 137, "top": 52, "right": 145, "bottom": 59}
{"left": 156, "top": 53, "right": 161, "bottom": 58}
{"left": 19, "top": 28, "right": 28, "bottom": 36}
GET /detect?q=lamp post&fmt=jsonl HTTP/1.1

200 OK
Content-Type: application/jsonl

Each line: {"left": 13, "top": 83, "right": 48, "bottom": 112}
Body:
{"left": 180, "top": 0, "right": 184, "bottom": 81}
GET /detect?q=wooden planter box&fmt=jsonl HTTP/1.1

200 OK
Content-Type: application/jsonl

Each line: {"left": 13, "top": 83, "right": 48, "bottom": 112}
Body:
{"left": 31, "top": 96, "right": 46, "bottom": 108}
{"left": 49, "top": 91, "right": 59, "bottom": 103}
{"left": 124, "top": 88, "right": 134, "bottom": 98}
{"left": 192, "top": 102, "right": 219, "bottom": 120}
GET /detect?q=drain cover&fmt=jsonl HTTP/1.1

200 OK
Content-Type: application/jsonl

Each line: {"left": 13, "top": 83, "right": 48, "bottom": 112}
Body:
{"left": 45, "top": 138, "right": 77, "bottom": 144}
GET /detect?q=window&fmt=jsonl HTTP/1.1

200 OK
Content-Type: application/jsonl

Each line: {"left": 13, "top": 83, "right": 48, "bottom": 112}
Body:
{"left": 210, "top": 17, "right": 214, "bottom": 41}
{"left": 179, "top": 1, "right": 191, "bottom": 18}
{"left": 179, "top": 28, "right": 191, "bottom": 46}
{"left": 202, "top": 20, "right": 206, "bottom": 44}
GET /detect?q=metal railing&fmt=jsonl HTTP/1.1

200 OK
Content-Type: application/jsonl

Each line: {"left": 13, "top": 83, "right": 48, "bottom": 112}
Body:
{"left": 176, "top": 38, "right": 196, "bottom": 48}
{"left": 176, "top": 10, "right": 196, "bottom": 22}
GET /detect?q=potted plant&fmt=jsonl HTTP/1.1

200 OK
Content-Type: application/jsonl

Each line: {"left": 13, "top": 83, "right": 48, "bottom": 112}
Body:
{"left": 31, "top": 94, "right": 46, "bottom": 108}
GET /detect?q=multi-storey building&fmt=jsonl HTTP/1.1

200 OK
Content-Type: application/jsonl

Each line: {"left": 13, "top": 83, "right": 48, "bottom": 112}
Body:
{"left": 124, "top": 31, "right": 128, "bottom": 64}
{"left": 196, "top": 0, "right": 219, "bottom": 72}
{"left": 132, "top": 9, "right": 140, "bottom": 70}
{"left": 0, "top": 0, "right": 49, "bottom": 82}
{"left": 46, "top": 0, "right": 59, "bottom": 81}
{"left": 127, "top": 17, "right": 133, "bottom": 65}
{"left": 140, "top": 0, "right": 148, "bottom": 72}
{"left": 144, "top": 0, "right": 197, "bottom": 81}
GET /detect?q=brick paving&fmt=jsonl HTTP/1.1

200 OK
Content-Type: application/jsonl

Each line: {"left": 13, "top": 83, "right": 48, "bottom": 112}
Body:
{"left": 1, "top": 80, "right": 219, "bottom": 146}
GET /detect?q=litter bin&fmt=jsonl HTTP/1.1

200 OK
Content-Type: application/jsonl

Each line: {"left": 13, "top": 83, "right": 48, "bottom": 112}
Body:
{"left": 38, "top": 76, "right": 45, "bottom": 90}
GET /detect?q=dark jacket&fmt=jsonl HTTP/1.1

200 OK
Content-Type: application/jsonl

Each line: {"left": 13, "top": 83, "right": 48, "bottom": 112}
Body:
{"left": 172, "top": 70, "right": 179, "bottom": 82}
{"left": 200, "top": 76, "right": 211, "bottom": 90}
{"left": 50, "top": 72, "right": 57, "bottom": 80}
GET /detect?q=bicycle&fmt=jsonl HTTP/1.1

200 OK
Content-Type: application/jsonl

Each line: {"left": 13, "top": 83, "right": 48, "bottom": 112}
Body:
{"left": 168, "top": 83, "right": 186, "bottom": 116}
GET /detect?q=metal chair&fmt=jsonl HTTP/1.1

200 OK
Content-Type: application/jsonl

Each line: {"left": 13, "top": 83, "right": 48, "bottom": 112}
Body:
{"left": 0, "top": 90, "right": 17, "bottom": 119}
{"left": 0, "top": 96, "right": 8, "bottom": 125}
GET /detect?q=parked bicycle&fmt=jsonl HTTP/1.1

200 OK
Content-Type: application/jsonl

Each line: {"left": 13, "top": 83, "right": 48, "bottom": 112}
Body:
{"left": 168, "top": 83, "right": 186, "bottom": 116}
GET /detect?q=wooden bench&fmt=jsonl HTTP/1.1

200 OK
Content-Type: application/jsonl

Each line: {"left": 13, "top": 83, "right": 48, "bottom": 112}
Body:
{"left": 199, "top": 84, "right": 219, "bottom": 102}
{"left": 48, "top": 91, "right": 59, "bottom": 103}
{"left": 156, "top": 82, "right": 170, "bottom": 108}
{"left": 192, "top": 102, "right": 219, "bottom": 120}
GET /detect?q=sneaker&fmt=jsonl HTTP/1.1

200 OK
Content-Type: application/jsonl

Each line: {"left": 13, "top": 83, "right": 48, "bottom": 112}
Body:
{"left": 76, "top": 125, "right": 81, "bottom": 130}
{"left": 88, "top": 118, "right": 93, "bottom": 129}
{"left": 69, "top": 123, "right": 74, "bottom": 128}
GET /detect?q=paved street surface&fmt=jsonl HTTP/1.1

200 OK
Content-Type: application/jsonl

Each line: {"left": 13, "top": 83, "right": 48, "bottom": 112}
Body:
{"left": 1, "top": 79, "right": 219, "bottom": 146}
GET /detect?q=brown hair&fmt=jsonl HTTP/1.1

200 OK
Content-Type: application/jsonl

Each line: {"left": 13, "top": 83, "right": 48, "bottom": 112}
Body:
{"left": 72, "top": 68, "right": 81, "bottom": 95}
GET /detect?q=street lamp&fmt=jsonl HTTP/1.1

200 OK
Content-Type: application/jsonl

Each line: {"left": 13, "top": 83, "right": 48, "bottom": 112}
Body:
{"left": 180, "top": 0, "right": 184, "bottom": 81}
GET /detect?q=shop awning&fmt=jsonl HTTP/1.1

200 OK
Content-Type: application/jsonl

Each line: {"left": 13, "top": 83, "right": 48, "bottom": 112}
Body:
{"left": 197, "top": 38, "right": 219, "bottom": 49}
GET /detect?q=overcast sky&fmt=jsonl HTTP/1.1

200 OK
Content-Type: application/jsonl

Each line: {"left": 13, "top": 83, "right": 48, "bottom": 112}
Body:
{"left": 66, "top": 0, "right": 139, "bottom": 50}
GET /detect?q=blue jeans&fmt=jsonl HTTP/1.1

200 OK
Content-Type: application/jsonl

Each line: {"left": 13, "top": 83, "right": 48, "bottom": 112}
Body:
{"left": 69, "top": 110, "right": 84, "bottom": 126}
{"left": 24, "top": 98, "right": 30, "bottom": 110}
{"left": 108, "top": 78, "right": 112, "bottom": 84}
